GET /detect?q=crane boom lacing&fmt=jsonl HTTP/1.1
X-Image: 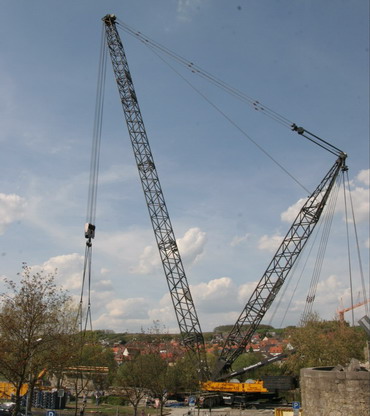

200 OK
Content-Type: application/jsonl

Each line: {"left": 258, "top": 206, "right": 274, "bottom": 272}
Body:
{"left": 102, "top": 14, "right": 209, "bottom": 379}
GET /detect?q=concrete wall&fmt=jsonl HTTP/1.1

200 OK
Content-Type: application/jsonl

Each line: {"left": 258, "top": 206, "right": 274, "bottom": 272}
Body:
{"left": 300, "top": 366, "right": 370, "bottom": 416}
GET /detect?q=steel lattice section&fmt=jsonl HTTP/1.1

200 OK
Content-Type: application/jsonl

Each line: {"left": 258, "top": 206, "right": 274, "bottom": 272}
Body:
{"left": 102, "top": 15, "right": 209, "bottom": 378}
{"left": 214, "top": 155, "right": 346, "bottom": 378}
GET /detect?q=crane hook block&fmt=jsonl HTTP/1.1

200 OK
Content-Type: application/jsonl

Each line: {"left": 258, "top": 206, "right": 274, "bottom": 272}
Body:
{"left": 84, "top": 223, "right": 96, "bottom": 239}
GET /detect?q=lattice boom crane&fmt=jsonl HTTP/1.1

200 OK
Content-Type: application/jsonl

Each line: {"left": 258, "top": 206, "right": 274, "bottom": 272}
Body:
{"left": 102, "top": 14, "right": 347, "bottom": 386}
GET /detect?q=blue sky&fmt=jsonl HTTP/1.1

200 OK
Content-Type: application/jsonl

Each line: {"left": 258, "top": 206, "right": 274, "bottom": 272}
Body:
{"left": 0, "top": 0, "right": 369, "bottom": 333}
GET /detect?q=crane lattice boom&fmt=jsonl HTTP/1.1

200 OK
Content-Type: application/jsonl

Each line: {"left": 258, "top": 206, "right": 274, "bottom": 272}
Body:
{"left": 102, "top": 13, "right": 348, "bottom": 384}
{"left": 102, "top": 14, "right": 208, "bottom": 379}
{"left": 214, "top": 153, "right": 347, "bottom": 379}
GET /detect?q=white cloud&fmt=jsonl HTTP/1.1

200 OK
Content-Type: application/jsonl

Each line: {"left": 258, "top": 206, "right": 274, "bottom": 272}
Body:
{"left": 94, "top": 279, "right": 113, "bottom": 291}
{"left": 237, "top": 281, "right": 260, "bottom": 304}
{"left": 357, "top": 169, "right": 369, "bottom": 186}
{"left": 32, "top": 253, "right": 84, "bottom": 291}
{"left": 258, "top": 234, "right": 282, "bottom": 252}
{"left": 105, "top": 297, "right": 148, "bottom": 319}
{"left": 280, "top": 169, "right": 369, "bottom": 225}
{"left": 98, "top": 164, "right": 137, "bottom": 185}
{"left": 130, "top": 227, "right": 207, "bottom": 275}
{"left": 281, "top": 198, "right": 306, "bottom": 223}
{"left": 148, "top": 299, "right": 178, "bottom": 332}
{"left": 130, "top": 244, "right": 160, "bottom": 275}
{"left": 150, "top": 278, "right": 241, "bottom": 331}
{"left": 94, "top": 228, "right": 155, "bottom": 273}
{"left": 317, "top": 274, "right": 343, "bottom": 295}
{"left": 279, "top": 273, "right": 368, "bottom": 325}
{"left": 191, "top": 277, "right": 236, "bottom": 300}
{"left": 92, "top": 297, "right": 151, "bottom": 332}
{"left": 314, "top": 274, "right": 366, "bottom": 320}
{"left": 230, "top": 233, "right": 250, "bottom": 247}
{"left": 342, "top": 185, "right": 369, "bottom": 223}
{"left": 0, "top": 193, "right": 27, "bottom": 235}
{"left": 177, "top": 227, "right": 207, "bottom": 265}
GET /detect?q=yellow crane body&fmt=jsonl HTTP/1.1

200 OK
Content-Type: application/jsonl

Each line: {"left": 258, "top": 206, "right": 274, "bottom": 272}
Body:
{"left": 202, "top": 380, "right": 268, "bottom": 393}
{"left": 0, "top": 382, "right": 28, "bottom": 399}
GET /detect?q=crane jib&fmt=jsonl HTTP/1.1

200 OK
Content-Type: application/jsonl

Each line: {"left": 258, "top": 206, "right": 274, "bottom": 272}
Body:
{"left": 215, "top": 155, "right": 346, "bottom": 379}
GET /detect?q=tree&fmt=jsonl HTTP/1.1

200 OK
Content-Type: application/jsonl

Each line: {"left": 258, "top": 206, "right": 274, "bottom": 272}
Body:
{"left": 139, "top": 353, "right": 171, "bottom": 416}
{"left": 63, "top": 331, "right": 116, "bottom": 416}
{"left": 167, "top": 352, "right": 200, "bottom": 395}
{"left": 284, "top": 313, "right": 368, "bottom": 375}
{"left": 115, "top": 354, "right": 150, "bottom": 416}
{"left": 0, "top": 264, "right": 77, "bottom": 416}
{"left": 232, "top": 350, "right": 286, "bottom": 380}
{"left": 115, "top": 352, "right": 184, "bottom": 416}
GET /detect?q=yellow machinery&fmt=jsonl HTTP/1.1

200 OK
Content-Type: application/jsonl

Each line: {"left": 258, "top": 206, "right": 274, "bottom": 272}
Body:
{"left": 0, "top": 369, "right": 47, "bottom": 399}
{"left": 202, "top": 380, "right": 267, "bottom": 393}
{"left": 0, "top": 382, "right": 28, "bottom": 399}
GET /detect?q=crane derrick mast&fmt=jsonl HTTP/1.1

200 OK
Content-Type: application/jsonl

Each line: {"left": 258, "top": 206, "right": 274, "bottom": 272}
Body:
{"left": 214, "top": 153, "right": 347, "bottom": 380}
{"left": 102, "top": 14, "right": 208, "bottom": 378}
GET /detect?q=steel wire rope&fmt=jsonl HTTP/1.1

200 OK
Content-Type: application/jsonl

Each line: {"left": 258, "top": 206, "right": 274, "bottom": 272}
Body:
{"left": 134, "top": 37, "right": 310, "bottom": 194}
{"left": 301, "top": 183, "right": 340, "bottom": 322}
{"left": 301, "top": 192, "right": 338, "bottom": 322}
{"left": 292, "top": 126, "right": 343, "bottom": 158}
{"left": 278, "top": 226, "right": 322, "bottom": 327}
{"left": 267, "top": 258, "right": 300, "bottom": 326}
{"left": 267, "top": 223, "right": 320, "bottom": 327}
{"left": 300, "top": 173, "right": 342, "bottom": 323}
{"left": 78, "top": 25, "right": 108, "bottom": 333}
{"left": 87, "top": 27, "right": 107, "bottom": 226}
{"left": 116, "top": 19, "right": 346, "bottom": 160}
{"left": 112, "top": 19, "right": 351, "bottom": 331}
{"left": 268, "top": 206, "right": 326, "bottom": 327}
{"left": 344, "top": 170, "right": 369, "bottom": 316}
{"left": 342, "top": 173, "right": 355, "bottom": 326}
{"left": 115, "top": 19, "right": 349, "bottom": 329}
{"left": 276, "top": 218, "right": 328, "bottom": 328}
{"left": 77, "top": 243, "right": 90, "bottom": 330}
{"left": 115, "top": 19, "right": 294, "bottom": 129}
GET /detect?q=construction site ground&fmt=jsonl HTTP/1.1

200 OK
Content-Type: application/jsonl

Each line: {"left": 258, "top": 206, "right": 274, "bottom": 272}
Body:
{"left": 168, "top": 406, "right": 275, "bottom": 416}
{"left": 30, "top": 401, "right": 279, "bottom": 416}
{"left": 30, "top": 404, "right": 277, "bottom": 416}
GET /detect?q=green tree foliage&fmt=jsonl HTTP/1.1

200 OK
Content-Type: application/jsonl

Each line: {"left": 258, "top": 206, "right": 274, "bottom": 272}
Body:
{"left": 167, "top": 352, "right": 200, "bottom": 394}
{"left": 284, "top": 313, "right": 368, "bottom": 375}
{"left": 115, "top": 352, "right": 200, "bottom": 416}
{"left": 139, "top": 353, "right": 172, "bottom": 416}
{"left": 65, "top": 331, "right": 116, "bottom": 415}
{"left": 115, "top": 353, "right": 171, "bottom": 416}
{"left": 115, "top": 354, "right": 151, "bottom": 416}
{"left": 213, "top": 324, "right": 274, "bottom": 334}
{"left": 232, "top": 351, "right": 285, "bottom": 380}
{"left": 0, "top": 264, "right": 77, "bottom": 416}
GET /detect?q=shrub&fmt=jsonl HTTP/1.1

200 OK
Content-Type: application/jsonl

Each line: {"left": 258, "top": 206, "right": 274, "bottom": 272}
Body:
{"left": 104, "top": 396, "right": 127, "bottom": 406}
